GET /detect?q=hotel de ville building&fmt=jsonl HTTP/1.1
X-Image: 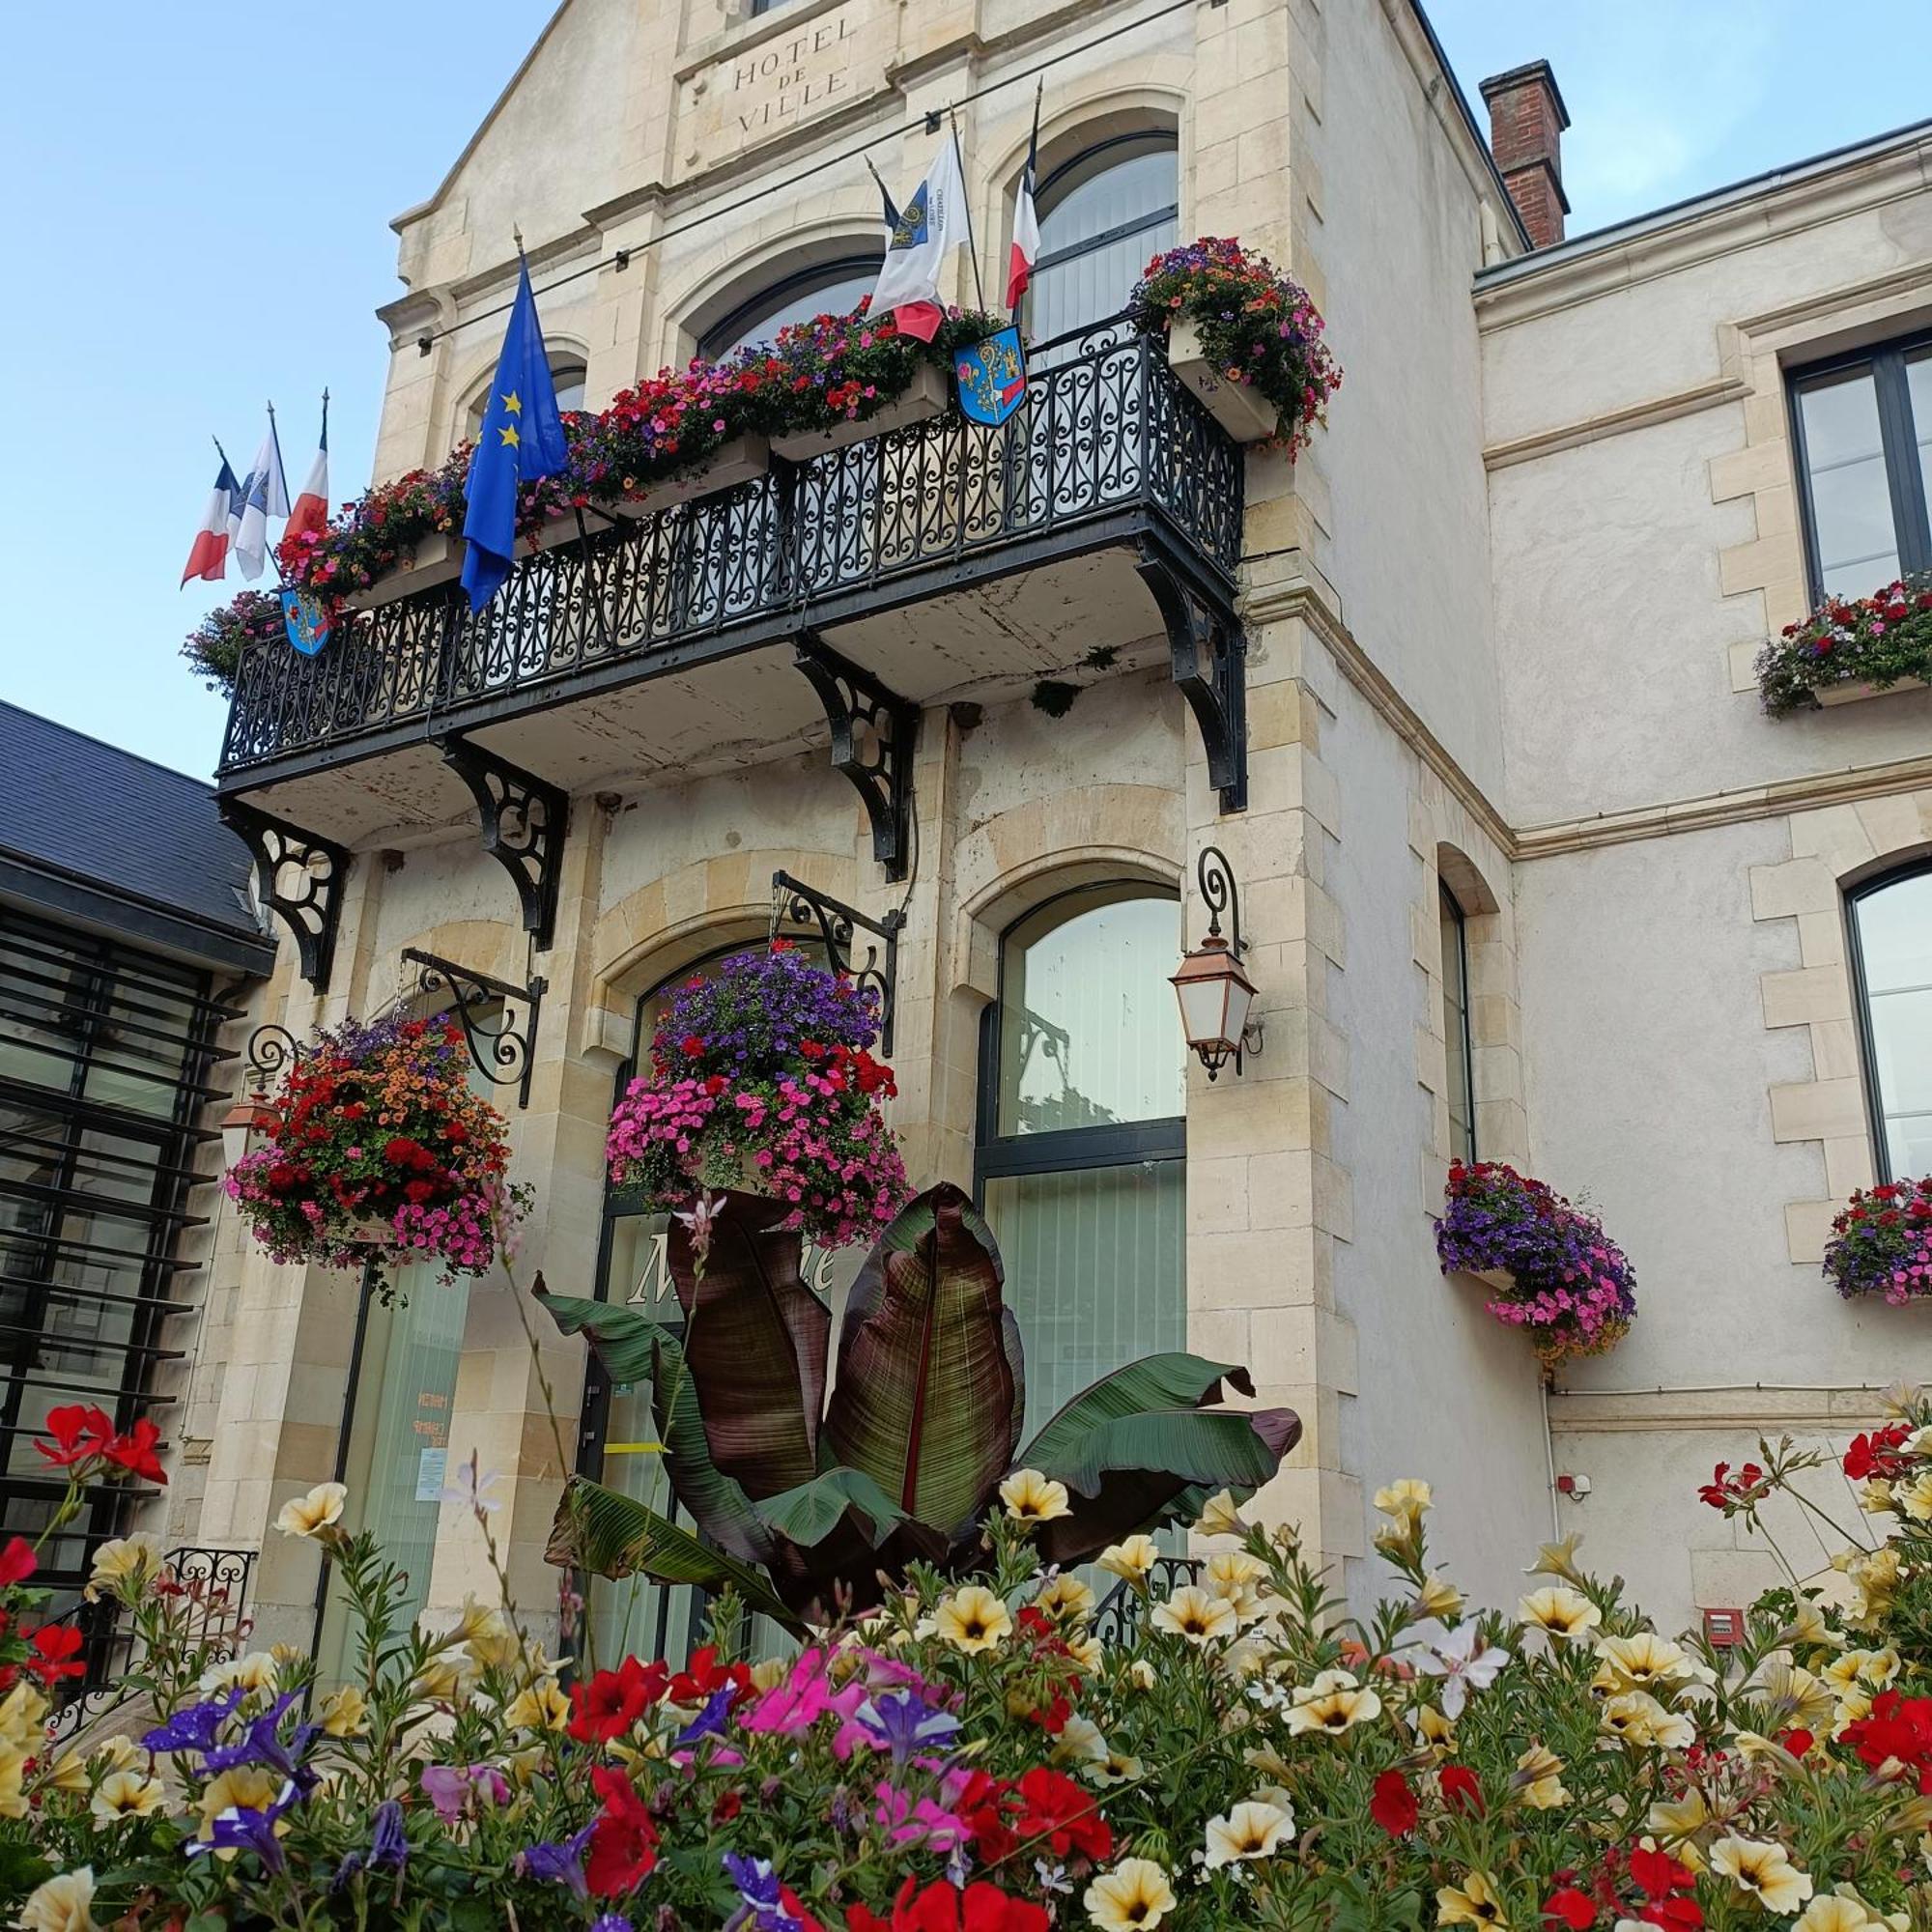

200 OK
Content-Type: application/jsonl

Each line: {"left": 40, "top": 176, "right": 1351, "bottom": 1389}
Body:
{"left": 15, "top": 0, "right": 1931, "bottom": 1687}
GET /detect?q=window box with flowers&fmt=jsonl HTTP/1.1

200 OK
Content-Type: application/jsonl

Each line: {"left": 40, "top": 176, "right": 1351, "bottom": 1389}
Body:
{"left": 224, "top": 1011, "right": 526, "bottom": 1282}
{"left": 1755, "top": 574, "right": 1932, "bottom": 715}
{"left": 605, "top": 942, "right": 911, "bottom": 1255}
{"left": 1823, "top": 1176, "right": 1932, "bottom": 1304}
{"left": 1434, "top": 1160, "right": 1636, "bottom": 1369}
{"left": 1129, "top": 238, "right": 1343, "bottom": 452}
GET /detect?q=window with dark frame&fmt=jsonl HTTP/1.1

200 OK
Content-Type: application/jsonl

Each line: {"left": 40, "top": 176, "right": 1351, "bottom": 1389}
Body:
{"left": 1788, "top": 330, "right": 1932, "bottom": 605}
{"left": 697, "top": 256, "right": 883, "bottom": 361}
{"left": 1438, "top": 883, "right": 1477, "bottom": 1168}
{"left": 1026, "top": 131, "right": 1179, "bottom": 349}
{"left": 1847, "top": 861, "right": 1932, "bottom": 1185}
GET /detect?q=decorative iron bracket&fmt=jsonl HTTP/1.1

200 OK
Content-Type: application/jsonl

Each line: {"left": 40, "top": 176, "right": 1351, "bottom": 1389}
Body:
{"left": 242, "top": 1024, "right": 303, "bottom": 1089}
{"left": 402, "top": 949, "right": 546, "bottom": 1110}
{"left": 437, "top": 735, "right": 571, "bottom": 950}
{"left": 770, "top": 871, "right": 904, "bottom": 1056}
{"left": 1135, "top": 551, "right": 1248, "bottom": 814}
{"left": 791, "top": 633, "right": 920, "bottom": 881}
{"left": 218, "top": 800, "right": 351, "bottom": 991}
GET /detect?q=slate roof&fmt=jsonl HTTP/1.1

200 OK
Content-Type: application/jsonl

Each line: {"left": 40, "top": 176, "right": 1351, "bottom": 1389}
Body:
{"left": 0, "top": 701, "right": 274, "bottom": 974}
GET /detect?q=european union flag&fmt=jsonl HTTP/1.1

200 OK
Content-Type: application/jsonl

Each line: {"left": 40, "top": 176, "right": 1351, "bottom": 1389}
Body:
{"left": 461, "top": 259, "right": 570, "bottom": 611}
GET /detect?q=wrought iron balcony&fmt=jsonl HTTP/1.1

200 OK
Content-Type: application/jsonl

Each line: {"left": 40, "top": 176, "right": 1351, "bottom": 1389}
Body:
{"left": 215, "top": 317, "right": 1253, "bottom": 989}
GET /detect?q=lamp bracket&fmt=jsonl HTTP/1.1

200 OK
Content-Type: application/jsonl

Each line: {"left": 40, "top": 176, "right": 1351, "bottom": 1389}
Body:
{"left": 402, "top": 949, "right": 546, "bottom": 1111}
{"left": 769, "top": 870, "right": 903, "bottom": 1056}
{"left": 1197, "top": 844, "right": 1245, "bottom": 956}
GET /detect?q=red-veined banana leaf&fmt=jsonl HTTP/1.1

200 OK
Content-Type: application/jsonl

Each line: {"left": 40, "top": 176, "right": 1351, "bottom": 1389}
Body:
{"left": 1017, "top": 1353, "right": 1301, "bottom": 1568}
{"left": 823, "top": 1183, "right": 1025, "bottom": 1535}
{"left": 663, "top": 1191, "right": 831, "bottom": 1498}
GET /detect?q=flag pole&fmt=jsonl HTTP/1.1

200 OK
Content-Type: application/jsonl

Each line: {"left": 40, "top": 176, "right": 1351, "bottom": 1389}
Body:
{"left": 948, "top": 111, "right": 987, "bottom": 314}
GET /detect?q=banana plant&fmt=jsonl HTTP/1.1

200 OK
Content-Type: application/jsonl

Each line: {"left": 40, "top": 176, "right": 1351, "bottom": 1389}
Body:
{"left": 539, "top": 1182, "right": 1299, "bottom": 1632}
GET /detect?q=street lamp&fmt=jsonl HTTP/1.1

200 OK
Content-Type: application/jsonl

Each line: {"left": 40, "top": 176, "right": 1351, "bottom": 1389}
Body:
{"left": 1171, "top": 846, "right": 1264, "bottom": 1080}
{"left": 219, "top": 1025, "right": 300, "bottom": 1169}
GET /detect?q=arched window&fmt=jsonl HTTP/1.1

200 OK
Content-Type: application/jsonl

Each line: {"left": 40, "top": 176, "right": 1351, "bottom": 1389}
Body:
{"left": 465, "top": 357, "right": 587, "bottom": 439}
{"left": 1028, "top": 131, "right": 1179, "bottom": 344}
{"left": 1439, "top": 884, "right": 1477, "bottom": 1167}
{"left": 582, "top": 938, "right": 829, "bottom": 1664}
{"left": 976, "top": 886, "right": 1186, "bottom": 1444}
{"left": 698, "top": 256, "right": 883, "bottom": 360}
{"left": 1848, "top": 862, "right": 1932, "bottom": 1180}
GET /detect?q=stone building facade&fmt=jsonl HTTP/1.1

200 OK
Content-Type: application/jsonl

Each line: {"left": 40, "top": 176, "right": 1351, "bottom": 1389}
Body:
{"left": 171, "top": 0, "right": 1932, "bottom": 1662}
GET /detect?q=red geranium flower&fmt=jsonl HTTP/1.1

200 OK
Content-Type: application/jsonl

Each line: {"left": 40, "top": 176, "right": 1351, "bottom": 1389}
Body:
{"left": 848, "top": 1878, "right": 1050, "bottom": 1932}
{"left": 36, "top": 1405, "right": 113, "bottom": 1468}
{"left": 103, "top": 1417, "right": 166, "bottom": 1485}
{"left": 1370, "top": 1769, "right": 1418, "bottom": 1835}
{"left": 668, "top": 1642, "right": 752, "bottom": 1708}
{"left": 0, "top": 1539, "right": 34, "bottom": 1588}
{"left": 26, "top": 1624, "right": 85, "bottom": 1684}
{"left": 569, "top": 1655, "right": 669, "bottom": 1744}
{"left": 1438, "top": 1763, "right": 1485, "bottom": 1814}
{"left": 1011, "top": 1766, "right": 1110, "bottom": 1862}
{"left": 1543, "top": 1889, "right": 1596, "bottom": 1930}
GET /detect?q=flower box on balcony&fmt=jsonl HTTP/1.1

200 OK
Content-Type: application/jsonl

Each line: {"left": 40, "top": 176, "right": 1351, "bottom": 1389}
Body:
{"left": 340, "top": 534, "right": 462, "bottom": 612}
{"left": 772, "top": 365, "right": 951, "bottom": 462}
{"left": 1165, "top": 318, "right": 1281, "bottom": 444}
{"left": 611, "top": 434, "right": 771, "bottom": 519}
{"left": 1813, "top": 675, "right": 1930, "bottom": 707}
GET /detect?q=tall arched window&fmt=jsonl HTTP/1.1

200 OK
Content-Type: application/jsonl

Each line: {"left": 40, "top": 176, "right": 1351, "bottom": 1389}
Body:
{"left": 1028, "top": 132, "right": 1179, "bottom": 344}
{"left": 465, "top": 357, "right": 586, "bottom": 439}
{"left": 699, "top": 256, "right": 883, "bottom": 360}
{"left": 976, "top": 886, "right": 1186, "bottom": 1443}
{"left": 1849, "top": 862, "right": 1932, "bottom": 1180}
{"left": 581, "top": 938, "right": 829, "bottom": 1665}
{"left": 1439, "top": 884, "right": 1477, "bottom": 1167}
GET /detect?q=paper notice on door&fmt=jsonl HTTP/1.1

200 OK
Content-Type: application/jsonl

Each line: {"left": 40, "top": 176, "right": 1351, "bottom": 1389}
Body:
{"left": 414, "top": 1446, "right": 448, "bottom": 1502}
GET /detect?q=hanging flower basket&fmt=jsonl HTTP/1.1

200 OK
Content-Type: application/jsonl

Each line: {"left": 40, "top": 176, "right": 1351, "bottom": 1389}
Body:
{"left": 224, "top": 1012, "right": 526, "bottom": 1280}
{"left": 1434, "top": 1161, "right": 1636, "bottom": 1367}
{"left": 611, "top": 434, "right": 772, "bottom": 517}
{"left": 1755, "top": 574, "right": 1932, "bottom": 715}
{"left": 1129, "top": 238, "right": 1342, "bottom": 456}
{"left": 772, "top": 364, "right": 950, "bottom": 461}
{"left": 1824, "top": 1177, "right": 1932, "bottom": 1304}
{"left": 339, "top": 532, "right": 463, "bottom": 611}
{"left": 606, "top": 943, "right": 910, "bottom": 1253}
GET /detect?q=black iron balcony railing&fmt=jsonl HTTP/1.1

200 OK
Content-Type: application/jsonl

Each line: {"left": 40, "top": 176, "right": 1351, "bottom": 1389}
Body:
{"left": 217, "top": 315, "right": 1244, "bottom": 784}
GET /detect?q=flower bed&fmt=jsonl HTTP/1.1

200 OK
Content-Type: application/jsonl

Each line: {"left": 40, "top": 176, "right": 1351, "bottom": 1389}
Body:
{"left": 180, "top": 587, "right": 286, "bottom": 696}
{"left": 1755, "top": 574, "right": 1932, "bottom": 715}
{"left": 260, "top": 301, "right": 1003, "bottom": 614}
{"left": 1434, "top": 1160, "right": 1636, "bottom": 1364}
{"left": 1824, "top": 1175, "right": 1932, "bottom": 1304}
{"left": 605, "top": 944, "right": 910, "bottom": 1252}
{"left": 224, "top": 1011, "right": 524, "bottom": 1279}
{"left": 1128, "top": 238, "right": 1342, "bottom": 455}
{"left": 14, "top": 1378, "right": 1932, "bottom": 1928}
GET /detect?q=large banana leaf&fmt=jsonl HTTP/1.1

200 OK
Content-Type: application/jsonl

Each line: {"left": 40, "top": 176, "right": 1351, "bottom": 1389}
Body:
{"left": 1018, "top": 1353, "right": 1257, "bottom": 1469}
{"left": 545, "top": 1475, "right": 804, "bottom": 1635}
{"left": 665, "top": 1192, "right": 830, "bottom": 1499}
{"left": 538, "top": 1287, "right": 773, "bottom": 1569}
{"left": 824, "top": 1184, "right": 1025, "bottom": 1535}
{"left": 754, "top": 1466, "right": 909, "bottom": 1548}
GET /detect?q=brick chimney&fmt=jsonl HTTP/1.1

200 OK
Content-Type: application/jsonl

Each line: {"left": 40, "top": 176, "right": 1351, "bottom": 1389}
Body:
{"left": 1479, "top": 61, "right": 1570, "bottom": 249}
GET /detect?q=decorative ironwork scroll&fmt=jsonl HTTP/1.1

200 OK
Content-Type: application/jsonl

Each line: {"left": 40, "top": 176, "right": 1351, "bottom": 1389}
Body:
{"left": 1197, "top": 844, "right": 1246, "bottom": 955}
{"left": 402, "top": 949, "right": 546, "bottom": 1110}
{"left": 243, "top": 1023, "right": 303, "bottom": 1088}
{"left": 1093, "top": 1554, "right": 1202, "bottom": 1647}
{"left": 1136, "top": 548, "right": 1248, "bottom": 815}
{"left": 769, "top": 870, "right": 904, "bottom": 1057}
{"left": 217, "top": 800, "right": 350, "bottom": 991}
{"left": 437, "top": 734, "right": 571, "bottom": 949}
{"left": 791, "top": 633, "right": 919, "bottom": 882}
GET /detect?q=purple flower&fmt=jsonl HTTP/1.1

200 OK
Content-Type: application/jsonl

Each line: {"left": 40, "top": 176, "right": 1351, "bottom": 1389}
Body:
{"left": 143, "top": 1689, "right": 245, "bottom": 1754}
{"left": 675, "top": 1684, "right": 737, "bottom": 1747}
{"left": 201, "top": 1691, "right": 316, "bottom": 1779}
{"left": 422, "top": 1762, "right": 511, "bottom": 1821}
{"left": 724, "top": 1852, "right": 806, "bottom": 1931}
{"left": 591, "top": 1919, "right": 636, "bottom": 1932}
{"left": 187, "top": 1776, "right": 301, "bottom": 1874}
{"left": 517, "top": 1821, "right": 595, "bottom": 1896}
{"left": 853, "top": 1690, "right": 960, "bottom": 1770}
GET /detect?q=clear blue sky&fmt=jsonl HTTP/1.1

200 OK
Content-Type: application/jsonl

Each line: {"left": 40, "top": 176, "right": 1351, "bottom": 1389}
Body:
{"left": 3, "top": 1, "right": 1924, "bottom": 779}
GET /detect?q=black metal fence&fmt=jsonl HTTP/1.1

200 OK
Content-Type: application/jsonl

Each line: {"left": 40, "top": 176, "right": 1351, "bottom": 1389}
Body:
{"left": 219, "top": 316, "right": 1243, "bottom": 779}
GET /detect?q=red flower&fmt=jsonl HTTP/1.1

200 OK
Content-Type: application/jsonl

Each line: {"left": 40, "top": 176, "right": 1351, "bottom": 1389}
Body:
{"left": 584, "top": 1764, "right": 658, "bottom": 1895}
{"left": 0, "top": 1539, "right": 34, "bottom": 1588}
{"left": 383, "top": 1137, "right": 420, "bottom": 1166}
{"left": 1011, "top": 1766, "right": 1110, "bottom": 1862}
{"left": 1438, "top": 1763, "right": 1485, "bottom": 1815}
{"left": 36, "top": 1405, "right": 113, "bottom": 1468}
{"left": 1370, "top": 1769, "right": 1418, "bottom": 1835}
{"left": 102, "top": 1417, "right": 166, "bottom": 1485}
{"left": 1841, "top": 1690, "right": 1932, "bottom": 1792}
{"left": 1696, "top": 1462, "right": 1766, "bottom": 1512}
{"left": 679, "top": 1035, "right": 705, "bottom": 1058}
{"left": 1776, "top": 1726, "right": 1814, "bottom": 1758}
{"left": 668, "top": 1642, "right": 752, "bottom": 1708}
{"left": 26, "top": 1624, "right": 86, "bottom": 1683}
{"left": 956, "top": 1770, "right": 1021, "bottom": 1864}
{"left": 1843, "top": 1423, "right": 1913, "bottom": 1481}
{"left": 1628, "top": 1848, "right": 1695, "bottom": 1900}
{"left": 1543, "top": 1889, "right": 1596, "bottom": 1931}
{"left": 849, "top": 1878, "right": 1049, "bottom": 1932}
{"left": 569, "top": 1656, "right": 669, "bottom": 1744}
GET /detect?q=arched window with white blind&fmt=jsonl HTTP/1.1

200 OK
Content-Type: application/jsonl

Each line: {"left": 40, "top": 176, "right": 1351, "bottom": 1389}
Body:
{"left": 976, "top": 885, "right": 1187, "bottom": 1444}
{"left": 1849, "top": 862, "right": 1932, "bottom": 1181}
{"left": 698, "top": 255, "right": 883, "bottom": 360}
{"left": 465, "top": 357, "right": 586, "bottom": 440}
{"left": 1027, "top": 131, "right": 1179, "bottom": 345}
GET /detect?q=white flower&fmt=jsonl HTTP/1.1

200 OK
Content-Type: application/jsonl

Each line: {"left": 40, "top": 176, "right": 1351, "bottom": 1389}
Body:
{"left": 1401, "top": 1617, "right": 1510, "bottom": 1718}
{"left": 273, "top": 1481, "right": 347, "bottom": 1540}
{"left": 1202, "top": 1800, "right": 1293, "bottom": 1870}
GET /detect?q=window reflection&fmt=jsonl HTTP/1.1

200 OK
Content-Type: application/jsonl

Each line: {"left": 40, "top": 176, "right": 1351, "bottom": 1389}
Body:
{"left": 1852, "top": 867, "right": 1932, "bottom": 1180}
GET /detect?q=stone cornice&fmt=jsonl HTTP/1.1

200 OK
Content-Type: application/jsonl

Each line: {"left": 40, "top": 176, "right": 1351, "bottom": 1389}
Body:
{"left": 1482, "top": 374, "right": 1749, "bottom": 471}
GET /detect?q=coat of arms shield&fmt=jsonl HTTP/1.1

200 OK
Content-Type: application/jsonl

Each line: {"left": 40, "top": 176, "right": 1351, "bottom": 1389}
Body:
{"left": 279, "top": 587, "right": 332, "bottom": 658}
{"left": 953, "top": 327, "right": 1029, "bottom": 428}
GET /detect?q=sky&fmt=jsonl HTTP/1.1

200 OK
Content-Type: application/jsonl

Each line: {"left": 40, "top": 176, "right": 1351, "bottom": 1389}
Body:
{"left": 3, "top": 0, "right": 1925, "bottom": 781}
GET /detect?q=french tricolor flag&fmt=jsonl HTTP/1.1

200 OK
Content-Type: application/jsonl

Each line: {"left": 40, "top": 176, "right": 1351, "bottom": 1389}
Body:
{"left": 287, "top": 392, "right": 330, "bottom": 543}
{"left": 181, "top": 452, "right": 242, "bottom": 586}
{"left": 1007, "top": 86, "right": 1042, "bottom": 312}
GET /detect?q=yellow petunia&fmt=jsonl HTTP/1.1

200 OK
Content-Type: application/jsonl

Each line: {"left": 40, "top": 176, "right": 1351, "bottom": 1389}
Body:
{"left": 1646, "top": 1790, "right": 1711, "bottom": 1845}
{"left": 1600, "top": 1690, "right": 1694, "bottom": 1750}
{"left": 16, "top": 1867, "right": 99, "bottom": 1932}
{"left": 999, "top": 1468, "right": 1071, "bottom": 1525}
{"left": 196, "top": 1766, "right": 283, "bottom": 1844}
{"left": 1087, "top": 1747, "right": 1145, "bottom": 1788}
{"left": 1517, "top": 1586, "right": 1601, "bottom": 1639}
{"left": 199, "top": 1651, "right": 280, "bottom": 1696}
{"left": 1436, "top": 1870, "right": 1511, "bottom": 1928}
{"left": 1416, "top": 1573, "right": 1464, "bottom": 1618}
{"left": 502, "top": 1676, "right": 570, "bottom": 1734}
{"left": 318, "top": 1685, "right": 368, "bottom": 1737}
{"left": 0, "top": 1683, "right": 47, "bottom": 1752}
{"left": 1375, "top": 1479, "right": 1433, "bottom": 1520}
{"left": 83, "top": 1531, "right": 163, "bottom": 1605}
{"left": 1202, "top": 1800, "right": 1293, "bottom": 1869}
{"left": 1895, "top": 1470, "right": 1932, "bottom": 1520}
{"left": 1525, "top": 1531, "right": 1585, "bottom": 1584}
{"left": 1821, "top": 1646, "right": 1899, "bottom": 1693}
{"left": 0, "top": 1746, "right": 28, "bottom": 1821}
{"left": 89, "top": 1771, "right": 166, "bottom": 1824}
{"left": 1035, "top": 1573, "right": 1096, "bottom": 1622}
{"left": 1513, "top": 1744, "right": 1569, "bottom": 1809}
{"left": 933, "top": 1583, "right": 1012, "bottom": 1654}
{"left": 1097, "top": 1535, "right": 1161, "bottom": 1584}
{"left": 1286, "top": 1668, "right": 1382, "bottom": 1736}
{"left": 1195, "top": 1489, "right": 1248, "bottom": 1538}
{"left": 1752, "top": 1660, "right": 1836, "bottom": 1734}
{"left": 1204, "top": 1550, "right": 1268, "bottom": 1625}
{"left": 273, "top": 1480, "right": 348, "bottom": 1541}
{"left": 1592, "top": 1632, "right": 1708, "bottom": 1693}
{"left": 1150, "top": 1585, "right": 1237, "bottom": 1647}
{"left": 1084, "top": 1857, "right": 1177, "bottom": 1930}
{"left": 1710, "top": 1835, "right": 1812, "bottom": 1916}
{"left": 1793, "top": 1894, "right": 1888, "bottom": 1931}
{"left": 1417, "top": 1703, "right": 1458, "bottom": 1750}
